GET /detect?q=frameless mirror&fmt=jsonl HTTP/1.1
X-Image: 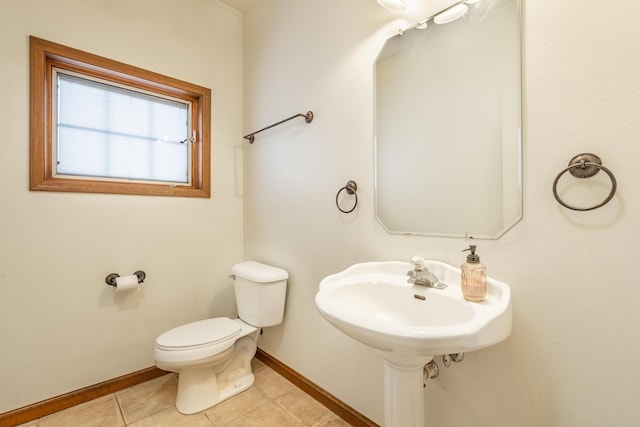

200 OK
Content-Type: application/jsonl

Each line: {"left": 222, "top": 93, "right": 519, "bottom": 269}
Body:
{"left": 375, "top": 0, "right": 522, "bottom": 239}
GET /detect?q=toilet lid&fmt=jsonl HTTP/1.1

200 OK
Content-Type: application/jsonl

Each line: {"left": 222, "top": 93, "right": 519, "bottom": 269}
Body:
{"left": 156, "top": 317, "right": 241, "bottom": 350}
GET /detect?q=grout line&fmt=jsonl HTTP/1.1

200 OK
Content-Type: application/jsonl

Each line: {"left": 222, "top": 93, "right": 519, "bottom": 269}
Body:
{"left": 114, "top": 392, "right": 127, "bottom": 426}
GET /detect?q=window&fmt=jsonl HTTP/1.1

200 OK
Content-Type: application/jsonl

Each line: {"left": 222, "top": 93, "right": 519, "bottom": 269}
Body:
{"left": 30, "top": 36, "right": 211, "bottom": 197}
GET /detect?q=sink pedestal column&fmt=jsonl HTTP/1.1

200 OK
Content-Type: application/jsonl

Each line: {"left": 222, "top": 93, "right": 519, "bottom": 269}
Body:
{"left": 383, "top": 358, "right": 431, "bottom": 427}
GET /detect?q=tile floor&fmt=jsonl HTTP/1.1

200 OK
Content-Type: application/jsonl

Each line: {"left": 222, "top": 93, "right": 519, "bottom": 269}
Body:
{"left": 17, "top": 359, "right": 353, "bottom": 427}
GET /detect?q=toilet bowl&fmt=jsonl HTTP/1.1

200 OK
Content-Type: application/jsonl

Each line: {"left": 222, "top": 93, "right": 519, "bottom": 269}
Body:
{"left": 154, "top": 261, "right": 288, "bottom": 414}
{"left": 154, "top": 317, "right": 259, "bottom": 414}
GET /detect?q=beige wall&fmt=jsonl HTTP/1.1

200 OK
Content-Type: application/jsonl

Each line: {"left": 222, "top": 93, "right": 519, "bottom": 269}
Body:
{"left": 244, "top": 0, "right": 640, "bottom": 426}
{"left": 0, "top": 0, "right": 244, "bottom": 413}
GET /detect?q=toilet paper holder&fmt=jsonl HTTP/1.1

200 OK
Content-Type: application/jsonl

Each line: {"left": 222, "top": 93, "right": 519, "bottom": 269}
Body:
{"left": 105, "top": 270, "right": 146, "bottom": 287}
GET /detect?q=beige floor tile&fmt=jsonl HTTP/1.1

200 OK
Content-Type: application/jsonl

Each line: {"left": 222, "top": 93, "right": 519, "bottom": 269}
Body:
{"left": 203, "top": 384, "right": 270, "bottom": 424}
{"left": 127, "top": 406, "right": 212, "bottom": 427}
{"left": 38, "top": 394, "right": 124, "bottom": 427}
{"left": 275, "top": 388, "right": 335, "bottom": 426}
{"left": 251, "top": 357, "right": 267, "bottom": 372}
{"left": 253, "top": 367, "right": 296, "bottom": 399}
{"left": 115, "top": 373, "right": 178, "bottom": 424}
{"left": 25, "top": 360, "right": 352, "bottom": 427}
{"left": 313, "top": 415, "right": 355, "bottom": 427}
{"left": 223, "top": 401, "right": 303, "bottom": 427}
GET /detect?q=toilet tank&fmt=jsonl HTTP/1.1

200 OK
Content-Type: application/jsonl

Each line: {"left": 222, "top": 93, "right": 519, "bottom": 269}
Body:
{"left": 231, "top": 261, "right": 288, "bottom": 327}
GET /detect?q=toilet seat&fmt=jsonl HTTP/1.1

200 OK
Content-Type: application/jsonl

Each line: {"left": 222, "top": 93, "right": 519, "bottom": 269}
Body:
{"left": 156, "top": 317, "right": 241, "bottom": 351}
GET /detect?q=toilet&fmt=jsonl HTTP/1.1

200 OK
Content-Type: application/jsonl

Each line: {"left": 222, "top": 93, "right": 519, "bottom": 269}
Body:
{"left": 154, "top": 261, "right": 288, "bottom": 414}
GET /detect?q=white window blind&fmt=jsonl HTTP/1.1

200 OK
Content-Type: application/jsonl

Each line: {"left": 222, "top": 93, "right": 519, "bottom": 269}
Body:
{"left": 55, "top": 69, "right": 191, "bottom": 184}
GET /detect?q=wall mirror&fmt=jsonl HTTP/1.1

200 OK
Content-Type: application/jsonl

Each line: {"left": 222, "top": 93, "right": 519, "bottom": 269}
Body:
{"left": 374, "top": 0, "right": 522, "bottom": 239}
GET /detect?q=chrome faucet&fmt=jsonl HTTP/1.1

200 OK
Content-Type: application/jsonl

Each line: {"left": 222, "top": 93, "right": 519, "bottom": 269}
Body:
{"left": 407, "top": 254, "right": 447, "bottom": 289}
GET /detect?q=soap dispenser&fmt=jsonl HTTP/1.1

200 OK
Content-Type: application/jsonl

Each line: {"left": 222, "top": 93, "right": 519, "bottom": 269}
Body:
{"left": 461, "top": 245, "right": 487, "bottom": 302}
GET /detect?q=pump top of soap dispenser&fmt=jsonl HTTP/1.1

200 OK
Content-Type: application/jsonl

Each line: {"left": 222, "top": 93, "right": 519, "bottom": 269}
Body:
{"left": 463, "top": 245, "right": 480, "bottom": 263}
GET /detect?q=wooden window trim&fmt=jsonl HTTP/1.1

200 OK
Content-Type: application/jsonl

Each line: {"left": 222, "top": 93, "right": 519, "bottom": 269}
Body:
{"left": 29, "top": 36, "right": 211, "bottom": 197}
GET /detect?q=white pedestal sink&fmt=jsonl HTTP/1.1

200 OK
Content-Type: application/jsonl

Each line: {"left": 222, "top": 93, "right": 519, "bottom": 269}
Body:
{"left": 315, "top": 260, "right": 512, "bottom": 427}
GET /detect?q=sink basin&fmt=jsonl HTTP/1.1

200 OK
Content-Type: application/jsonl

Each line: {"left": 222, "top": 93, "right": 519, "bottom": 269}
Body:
{"left": 317, "top": 260, "right": 512, "bottom": 426}
{"left": 315, "top": 260, "right": 511, "bottom": 358}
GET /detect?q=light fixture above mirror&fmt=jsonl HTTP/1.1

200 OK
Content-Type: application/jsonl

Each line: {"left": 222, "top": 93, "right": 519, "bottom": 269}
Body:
{"left": 377, "top": 0, "right": 407, "bottom": 11}
{"left": 395, "top": 0, "right": 481, "bottom": 36}
{"left": 376, "top": 0, "right": 481, "bottom": 16}
{"left": 434, "top": 3, "right": 469, "bottom": 24}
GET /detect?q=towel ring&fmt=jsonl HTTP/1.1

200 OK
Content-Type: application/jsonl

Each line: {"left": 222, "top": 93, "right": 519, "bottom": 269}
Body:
{"left": 336, "top": 180, "right": 358, "bottom": 214}
{"left": 552, "top": 153, "right": 617, "bottom": 211}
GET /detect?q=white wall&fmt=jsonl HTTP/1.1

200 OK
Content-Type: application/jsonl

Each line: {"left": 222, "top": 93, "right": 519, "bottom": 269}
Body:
{"left": 243, "top": 0, "right": 640, "bottom": 426}
{"left": 0, "top": 0, "right": 244, "bottom": 413}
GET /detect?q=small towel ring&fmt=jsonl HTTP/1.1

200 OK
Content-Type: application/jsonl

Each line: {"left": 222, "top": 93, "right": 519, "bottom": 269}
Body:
{"left": 336, "top": 180, "right": 358, "bottom": 213}
{"left": 552, "top": 153, "right": 617, "bottom": 211}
